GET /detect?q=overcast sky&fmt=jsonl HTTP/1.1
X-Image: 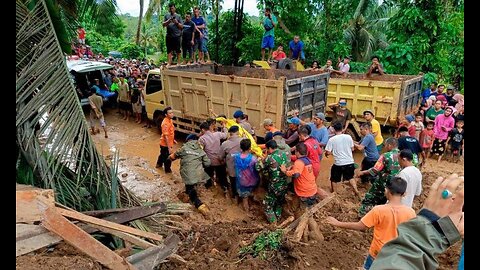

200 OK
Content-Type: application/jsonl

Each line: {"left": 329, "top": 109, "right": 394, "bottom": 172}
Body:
{"left": 116, "top": 0, "right": 260, "bottom": 17}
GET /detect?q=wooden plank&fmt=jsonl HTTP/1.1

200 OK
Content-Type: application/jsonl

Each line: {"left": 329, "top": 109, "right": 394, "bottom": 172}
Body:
{"left": 16, "top": 224, "right": 62, "bottom": 257}
{"left": 127, "top": 234, "right": 180, "bottom": 270}
{"left": 57, "top": 208, "right": 163, "bottom": 242}
{"left": 102, "top": 203, "right": 167, "bottom": 223}
{"left": 42, "top": 207, "right": 133, "bottom": 270}
{"left": 81, "top": 202, "right": 166, "bottom": 219}
{"left": 284, "top": 194, "right": 335, "bottom": 235}
{"left": 16, "top": 187, "right": 55, "bottom": 223}
{"left": 90, "top": 224, "right": 156, "bottom": 249}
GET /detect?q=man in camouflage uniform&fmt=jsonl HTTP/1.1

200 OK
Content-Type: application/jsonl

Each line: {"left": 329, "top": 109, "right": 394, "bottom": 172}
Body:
{"left": 256, "top": 140, "right": 289, "bottom": 223}
{"left": 356, "top": 137, "right": 418, "bottom": 217}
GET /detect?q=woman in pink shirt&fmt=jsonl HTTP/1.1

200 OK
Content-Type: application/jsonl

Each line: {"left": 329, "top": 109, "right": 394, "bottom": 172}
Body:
{"left": 431, "top": 107, "right": 455, "bottom": 161}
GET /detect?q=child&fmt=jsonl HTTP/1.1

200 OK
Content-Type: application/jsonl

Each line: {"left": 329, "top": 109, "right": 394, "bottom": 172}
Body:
{"left": 411, "top": 113, "right": 424, "bottom": 140}
{"left": 233, "top": 139, "right": 260, "bottom": 214}
{"left": 256, "top": 140, "right": 289, "bottom": 224}
{"left": 280, "top": 142, "right": 318, "bottom": 208}
{"left": 169, "top": 134, "right": 211, "bottom": 216}
{"left": 419, "top": 122, "right": 435, "bottom": 158}
{"left": 445, "top": 120, "right": 464, "bottom": 163}
{"left": 326, "top": 177, "right": 416, "bottom": 269}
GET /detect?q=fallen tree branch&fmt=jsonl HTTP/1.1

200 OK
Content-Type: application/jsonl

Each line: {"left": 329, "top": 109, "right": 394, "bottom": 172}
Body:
{"left": 283, "top": 194, "right": 335, "bottom": 235}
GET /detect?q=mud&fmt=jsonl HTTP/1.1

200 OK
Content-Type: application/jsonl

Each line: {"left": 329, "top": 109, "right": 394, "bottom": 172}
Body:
{"left": 17, "top": 111, "right": 462, "bottom": 269}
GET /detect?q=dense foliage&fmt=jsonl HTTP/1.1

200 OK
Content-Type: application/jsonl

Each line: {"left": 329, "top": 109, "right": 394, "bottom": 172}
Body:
{"left": 79, "top": 0, "right": 463, "bottom": 91}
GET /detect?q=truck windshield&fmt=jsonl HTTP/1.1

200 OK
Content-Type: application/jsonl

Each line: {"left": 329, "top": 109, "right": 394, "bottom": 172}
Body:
{"left": 146, "top": 74, "right": 162, "bottom": 94}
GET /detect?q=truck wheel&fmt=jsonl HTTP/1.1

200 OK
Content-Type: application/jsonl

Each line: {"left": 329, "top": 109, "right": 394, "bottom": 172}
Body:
{"left": 345, "top": 127, "right": 359, "bottom": 141}
{"left": 277, "top": 58, "right": 293, "bottom": 70}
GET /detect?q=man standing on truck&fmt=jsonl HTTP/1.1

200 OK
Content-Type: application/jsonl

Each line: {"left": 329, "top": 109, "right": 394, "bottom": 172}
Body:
{"left": 156, "top": 107, "right": 176, "bottom": 173}
{"left": 163, "top": 3, "right": 183, "bottom": 66}
{"left": 363, "top": 109, "right": 384, "bottom": 152}
{"left": 181, "top": 12, "right": 196, "bottom": 65}
{"left": 261, "top": 8, "right": 277, "bottom": 61}
{"left": 192, "top": 7, "right": 206, "bottom": 63}
{"left": 328, "top": 99, "right": 352, "bottom": 134}
{"left": 289, "top": 36, "right": 305, "bottom": 63}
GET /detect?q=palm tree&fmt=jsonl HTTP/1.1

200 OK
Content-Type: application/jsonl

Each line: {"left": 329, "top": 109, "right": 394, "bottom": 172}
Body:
{"left": 136, "top": 0, "right": 144, "bottom": 45}
{"left": 17, "top": 0, "right": 140, "bottom": 211}
{"left": 145, "top": 0, "right": 162, "bottom": 23}
{"left": 140, "top": 23, "right": 155, "bottom": 56}
{"left": 343, "top": 0, "right": 397, "bottom": 62}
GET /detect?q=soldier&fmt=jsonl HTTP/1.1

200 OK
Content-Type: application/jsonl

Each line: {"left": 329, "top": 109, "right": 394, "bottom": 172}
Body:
{"left": 356, "top": 137, "right": 418, "bottom": 217}
{"left": 169, "top": 134, "right": 211, "bottom": 216}
{"left": 256, "top": 140, "right": 289, "bottom": 224}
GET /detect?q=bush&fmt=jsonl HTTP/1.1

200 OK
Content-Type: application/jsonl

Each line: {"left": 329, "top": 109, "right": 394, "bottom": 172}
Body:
{"left": 349, "top": 61, "right": 369, "bottom": 73}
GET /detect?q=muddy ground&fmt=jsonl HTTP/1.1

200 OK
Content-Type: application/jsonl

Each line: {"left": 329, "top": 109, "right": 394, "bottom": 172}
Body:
{"left": 17, "top": 110, "right": 463, "bottom": 270}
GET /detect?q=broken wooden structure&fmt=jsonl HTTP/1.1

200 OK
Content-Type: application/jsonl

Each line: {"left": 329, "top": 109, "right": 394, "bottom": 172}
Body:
{"left": 16, "top": 184, "right": 186, "bottom": 269}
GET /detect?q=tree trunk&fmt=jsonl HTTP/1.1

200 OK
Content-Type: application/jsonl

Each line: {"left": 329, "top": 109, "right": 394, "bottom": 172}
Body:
{"left": 136, "top": 0, "right": 144, "bottom": 45}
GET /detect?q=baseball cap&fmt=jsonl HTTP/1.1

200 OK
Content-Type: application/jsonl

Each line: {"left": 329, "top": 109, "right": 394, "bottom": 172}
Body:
{"left": 263, "top": 118, "right": 273, "bottom": 125}
{"left": 315, "top": 112, "right": 326, "bottom": 121}
{"left": 233, "top": 110, "right": 244, "bottom": 118}
{"left": 287, "top": 117, "right": 301, "bottom": 125}
{"left": 405, "top": 114, "right": 415, "bottom": 122}
{"left": 447, "top": 85, "right": 455, "bottom": 90}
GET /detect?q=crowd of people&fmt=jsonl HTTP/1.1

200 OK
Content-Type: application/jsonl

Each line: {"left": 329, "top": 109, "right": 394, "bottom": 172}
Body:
{"left": 156, "top": 78, "right": 464, "bottom": 268}
{"left": 70, "top": 4, "right": 464, "bottom": 268}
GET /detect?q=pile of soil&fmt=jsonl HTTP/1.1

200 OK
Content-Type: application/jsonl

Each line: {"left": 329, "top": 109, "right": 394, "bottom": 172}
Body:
{"left": 16, "top": 243, "right": 103, "bottom": 270}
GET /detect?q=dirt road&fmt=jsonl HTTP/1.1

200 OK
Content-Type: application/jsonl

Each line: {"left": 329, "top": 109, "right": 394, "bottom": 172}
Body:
{"left": 89, "top": 111, "right": 465, "bottom": 269}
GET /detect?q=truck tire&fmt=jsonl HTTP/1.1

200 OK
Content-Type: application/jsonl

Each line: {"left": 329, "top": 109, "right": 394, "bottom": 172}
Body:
{"left": 345, "top": 127, "right": 360, "bottom": 142}
{"left": 277, "top": 58, "right": 293, "bottom": 70}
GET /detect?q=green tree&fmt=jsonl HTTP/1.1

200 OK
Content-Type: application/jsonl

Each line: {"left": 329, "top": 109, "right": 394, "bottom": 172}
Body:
{"left": 344, "top": 0, "right": 397, "bottom": 62}
{"left": 136, "top": 0, "right": 145, "bottom": 45}
{"left": 209, "top": 11, "right": 262, "bottom": 65}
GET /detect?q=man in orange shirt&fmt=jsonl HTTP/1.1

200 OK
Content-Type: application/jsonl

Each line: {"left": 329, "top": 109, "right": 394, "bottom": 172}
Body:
{"left": 280, "top": 142, "right": 318, "bottom": 207}
{"left": 156, "top": 107, "right": 177, "bottom": 173}
{"left": 326, "top": 177, "right": 416, "bottom": 269}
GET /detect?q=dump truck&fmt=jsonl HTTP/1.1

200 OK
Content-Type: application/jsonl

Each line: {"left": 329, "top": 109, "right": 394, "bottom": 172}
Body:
{"left": 144, "top": 64, "right": 329, "bottom": 137}
{"left": 326, "top": 73, "right": 424, "bottom": 140}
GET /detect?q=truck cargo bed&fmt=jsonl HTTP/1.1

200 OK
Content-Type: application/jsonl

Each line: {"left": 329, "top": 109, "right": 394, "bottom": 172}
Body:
{"left": 161, "top": 64, "right": 329, "bottom": 137}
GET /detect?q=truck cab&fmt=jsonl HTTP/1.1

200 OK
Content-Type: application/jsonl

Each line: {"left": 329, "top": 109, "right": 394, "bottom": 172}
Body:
{"left": 144, "top": 68, "right": 167, "bottom": 127}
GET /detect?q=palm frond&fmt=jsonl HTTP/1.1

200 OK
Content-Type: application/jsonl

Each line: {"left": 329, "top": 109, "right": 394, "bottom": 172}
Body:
{"left": 16, "top": 0, "right": 140, "bottom": 211}
{"left": 145, "top": 0, "right": 162, "bottom": 23}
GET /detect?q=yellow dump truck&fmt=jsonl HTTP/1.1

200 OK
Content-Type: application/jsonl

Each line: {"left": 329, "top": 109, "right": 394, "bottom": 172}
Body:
{"left": 144, "top": 64, "right": 329, "bottom": 137}
{"left": 326, "top": 73, "right": 424, "bottom": 140}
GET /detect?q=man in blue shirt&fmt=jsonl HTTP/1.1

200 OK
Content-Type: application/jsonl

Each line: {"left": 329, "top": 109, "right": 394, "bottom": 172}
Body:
{"left": 261, "top": 8, "right": 277, "bottom": 61}
{"left": 354, "top": 122, "right": 380, "bottom": 184}
{"left": 421, "top": 82, "right": 437, "bottom": 106}
{"left": 289, "top": 35, "right": 305, "bottom": 63}
{"left": 192, "top": 7, "right": 206, "bottom": 63}
{"left": 301, "top": 112, "right": 329, "bottom": 160}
